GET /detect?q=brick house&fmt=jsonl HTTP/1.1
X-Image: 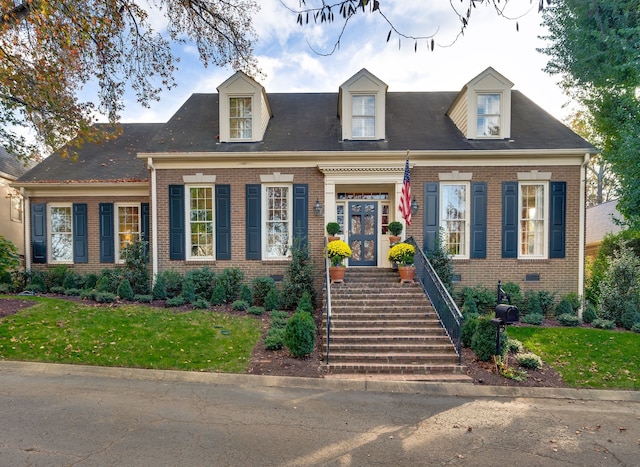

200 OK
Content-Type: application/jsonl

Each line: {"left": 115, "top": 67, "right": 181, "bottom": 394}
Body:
{"left": 14, "top": 67, "right": 596, "bottom": 298}
{"left": 1, "top": 146, "right": 35, "bottom": 257}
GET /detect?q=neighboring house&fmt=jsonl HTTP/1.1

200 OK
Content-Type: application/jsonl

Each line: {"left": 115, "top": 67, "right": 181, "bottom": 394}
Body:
{"left": 585, "top": 199, "right": 623, "bottom": 259}
{"left": 13, "top": 67, "right": 597, "bottom": 298}
{"left": 0, "top": 146, "right": 35, "bottom": 256}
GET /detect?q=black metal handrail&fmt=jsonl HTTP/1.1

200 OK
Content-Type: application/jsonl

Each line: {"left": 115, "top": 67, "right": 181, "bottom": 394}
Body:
{"left": 406, "top": 237, "right": 463, "bottom": 364}
{"left": 323, "top": 237, "right": 332, "bottom": 364}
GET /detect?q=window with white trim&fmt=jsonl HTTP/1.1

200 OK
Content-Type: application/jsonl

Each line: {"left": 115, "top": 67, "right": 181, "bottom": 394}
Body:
{"left": 351, "top": 95, "right": 375, "bottom": 138}
{"left": 477, "top": 93, "right": 501, "bottom": 137}
{"left": 440, "top": 183, "right": 470, "bottom": 258}
{"left": 264, "top": 185, "right": 291, "bottom": 259}
{"left": 519, "top": 182, "right": 547, "bottom": 257}
{"left": 230, "top": 97, "right": 252, "bottom": 139}
{"left": 49, "top": 204, "right": 73, "bottom": 262}
{"left": 186, "top": 186, "right": 214, "bottom": 259}
{"left": 115, "top": 204, "right": 140, "bottom": 263}
{"left": 10, "top": 195, "right": 22, "bottom": 222}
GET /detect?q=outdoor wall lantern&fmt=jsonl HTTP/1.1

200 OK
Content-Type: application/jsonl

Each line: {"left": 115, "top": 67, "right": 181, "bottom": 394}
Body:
{"left": 411, "top": 197, "right": 419, "bottom": 215}
{"left": 314, "top": 199, "right": 323, "bottom": 216}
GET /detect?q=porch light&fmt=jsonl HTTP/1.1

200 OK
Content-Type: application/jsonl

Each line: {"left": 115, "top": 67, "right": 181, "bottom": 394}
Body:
{"left": 314, "top": 199, "right": 323, "bottom": 216}
{"left": 411, "top": 197, "right": 419, "bottom": 215}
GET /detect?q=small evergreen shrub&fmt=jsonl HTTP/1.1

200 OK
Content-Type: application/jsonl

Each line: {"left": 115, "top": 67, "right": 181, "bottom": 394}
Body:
{"left": 64, "top": 288, "right": 81, "bottom": 296}
{"left": 166, "top": 296, "right": 186, "bottom": 307}
{"left": 121, "top": 238, "right": 150, "bottom": 295}
{"left": 134, "top": 294, "right": 153, "bottom": 303}
{"left": 264, "top": 288, "right": 280, "bottom": 311}
{"left": 49, "top": 286, "right": 66, "bottom": 294}
{"left": 181, "top": 280, "right": 197, "bottom": 304}
{"left": 537, "top": 290, "right": 557, "bottom": 317}
{"left": 582, "top": 303, "right": 598, "bottom": 324}
{"left": 240, "top": 284, "right": 253, "bottom": 304}
{"left": 471, "top": 317, "right": 503, "bottom": 362}
{"left": 83, "top": 273, "right": 98, "bottom": 290}
{"left": 185, "top": 267, "right": 216, "bottom": 300}
{"left": 192, "top": 298, "right": 211, "bottom": 310}
{"left": 217, "top": 268, "right": 245, "bottom": 303}
{"left": 211, "top": 284, "right": 227, "bottom": 306}
{"left": 522, "top": 290, "right": 542, "bottom": 316}
{"left": 252, "top": 276, "right": 276, "bottom": 307}
{"left": 425, "top": 233, "right": 454, "bottom": 293}
{"left": 502, "top": 282, "right": 523, "bottom": 309}
{"left": 461, "top": 298, "right": 478, "bottom": 316}
{"left": 45, "top": 265, "right": 69, "bottom": 289}
{"left": 621, "top": 301, "right": 640, "bottom": 330}
{"left": 264, "top": 327, "right": 286, "bottom": 350}
{"left": 457, "top": 285, "right": 495, "bottom": 314}
{"left": 284, "top": 311, "right": 316, "bottom": 357}
{"left": 281, "top": 237, "right": 316, "bottom": 310}
{"left": 296, "top": 291, "right": 313, "bottom": 314}
{"left": 80, "top": 289, "right": 96, "bottom": 300}
{"left": 563, "top": 292, "right": 582, "bottom": 314}
{"left": 517, "top": 352, "right": 543, "bottom": 370}
{"left": 632, "top": 323, "right": 640, "bottom": 333}
{"left": 117, "top": 279, "right": 135, "bottom": 301}
{"left": 152, "top": 276, "right": 167, "bottom": 300}
{"left": 248, "top": 306, "right": 265, "bottom": 316}
{"left": 62, "top": 271, "right": 84, "bottom": 290}
{"left": 270, "top": 310, "right": 290, "bottom": 329}
{"left": 557, "top": 313, "right": 581, "bottom": 327}
{"left": 520, "top": 313, "right": 544, "bottom": 325}
{"left": 96, "top": 269, "right": 121, "bottom": 294}
{"left": 158, "top": 270, "right": 183, "bottom": 298}
{"left": 505, "top": 338, "right": 524, "bottom": 354}
{"left": 26, "top": 272, "right": 46, "bottom": 293}
{"left": 555, "top": 299, "right": 574, "bottom": 317}
{"left": 95, "top": 292, "right": 117, "bottom": 303}
{"left": 592, "top": 318, "right": 616, "bottom": 330}
{"left": 461, "top": 316, "right": 479, "bottom": 348}
{"left": 231, "top": 300, "right": 248, "bottom": 311}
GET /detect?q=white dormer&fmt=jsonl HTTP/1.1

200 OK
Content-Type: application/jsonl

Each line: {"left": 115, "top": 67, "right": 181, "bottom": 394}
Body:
{"left": 217, "top": 71, "right": 272, "bottom": 143}
{"left": 447, "top": 67, "right": 513, "bottom": 139}
{"left": 338, "top": 69, "right": 388, "bottom": 141}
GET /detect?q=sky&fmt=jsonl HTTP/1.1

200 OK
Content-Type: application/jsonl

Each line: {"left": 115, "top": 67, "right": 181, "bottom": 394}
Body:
{"left": 118, "top": 0, "right": 574, "bottom": 124}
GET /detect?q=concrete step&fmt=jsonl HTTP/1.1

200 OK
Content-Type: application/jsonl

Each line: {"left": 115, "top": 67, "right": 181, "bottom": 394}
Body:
{"left": 328, "top": 352, "right": 460, "bottom": 365}
{"left": 327, "top": 362, "right": 465, "bottom": 375}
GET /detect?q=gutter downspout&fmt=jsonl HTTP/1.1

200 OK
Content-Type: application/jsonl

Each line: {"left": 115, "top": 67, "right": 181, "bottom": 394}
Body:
{"left": 21, "top": 188, "right": 31, "bottom": 271}
{"left": 578, "top": 152, "right": 591, "bottom": 317}
{"left": 147, "top": 158, "right": 158, "bottom": 285}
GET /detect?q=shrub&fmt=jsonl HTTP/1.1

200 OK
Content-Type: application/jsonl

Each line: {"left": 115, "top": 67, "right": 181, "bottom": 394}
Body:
{"left": 166, "top": 296, "right": 186, "bottom": 307}
{"left": 284, "top": 311, "right": 316, "bottom": 357}
{"left": 502, "top": 282, "right": 523, "bottom": 309}
{"left": 517, "top": 352, "right": 543, "bottom": 370}
{"left": 270, "top": 310, "right": 290, "bottom": 329}
{"left": 564, "top": 292, "right": 582, "bottom": 314}
{"left": 425, "top": 232, "right": 454, "bottom": 293}
{"left": 217, "top": 268, "right": 245, "bottom": 303}
{"left": 117, "top": 279, "right": 135, "bottom": 301}
{"left": 181, "top": 280, "right": 196, "bottom": 304}
{"left": 231, "top": 300, "right": 248, "bottom": 311}
{"left": 134, "top": 294, "right": 153, "bottom": 303}
{"left": 192, "top": 298, "right": 211, "bottom": 310}
{"left": 62, "top": 271, "right": 84, "bottom": 290}
{"left": 264, "top": 288, "right": 280, "bottom": 311}
{"left": 96, "top": 269, "right": 121, "bottom": 294}
{"left": 296, "top": 291, "right": 313, "bottom": 314}
{"left": 470, "top": 317, "right": 502, "bottom": 362}
{"left": 26, "top": 272, "right": 46, "bottom": 293}
{"left": 95, "top": 292, "right": 117, "bottom": 303}
{"left": 240, "top": 284, "right": 253, "bottom": 304}
{"left": 264, "top": 327, "right": 286, "bottom": 350}
{"left": 537, "top": 290, "right": 557, "bottom": 317}
{"left": 632, "top": 323, "right": 640, "bottom": 333}
{"left": 582, "top": 303, "right": 598, "bottom": 324}
{"left": 505, "top": 338, "right": 524, "bottom": 354}
{"left": 252, "top": 276, "right": 275, "bottom": 307}
{"left": 121, "top": 238, "right": 150, "bottom": 294}
{"left": 0, "top": 236, "right": 19, "bottom": 280}
{"left": 64, "top": 288, "right": 81, "bottom": 296}
{"left": 45, "top": 265, "right": 69, "bottom": 290}
{"left": 520, "top": 313, "right": 544, "bottom": 325}
{"left": 461, "top": 298, "right": 478, "bottom": 316}
{"left": 83, "top": 273, "right": 98, "bottom": 290}
{"left": 80, "top": 289, "right": 96, "bottom": 300}
{"left": 621, "top": 301, "right": 640, "bottom": 330}
{"left": 158, "top": 270, "right": 183, "bottom": 298}
{"left": 461, "top": 316, "right": 478, "bottom": 348}
{"left": 599, "top": 246, "right": 640, "bottom": 327}
{"left": 557, "top": 313, "right": 581, "bottom": 327}
{"left": 248, "top": 306, "right": 265, "bottom": 316}
{"left": 555, "top": 299, "right": 574, "bottom": 317}
{"left": 210, "top": 284, "right": 227, "bottom": 306}
{"left": 281, "top": 237, "right": 316, "bottom": 310}
{"left": 592, "top": 318, "right": 616, "bottom": 330}
{"left": 185, "top": 267, "right": 216, "bottom": 300}
{"left": 457, "top": 285, "right": 495, "bottom": 314}
{"left": 522, "top": 290, "right": 542, "bottom": 316}
{"left": 50, "top": 286, "right": 66, "bottom": 294}
{"left": 152, "top": 276, "right": 167, "bottom": 300}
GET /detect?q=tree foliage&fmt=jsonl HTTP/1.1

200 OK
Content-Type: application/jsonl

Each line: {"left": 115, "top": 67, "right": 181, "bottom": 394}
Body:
{"left": 0, "top": 0, "right": 258, "bottom": 161}
{"left": 541, "top": 0, "right": 640, "bottom": 227}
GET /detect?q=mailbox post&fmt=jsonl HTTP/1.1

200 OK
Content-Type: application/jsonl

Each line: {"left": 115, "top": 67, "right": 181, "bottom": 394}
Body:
{"left": 492, "top": 280, "right": 520, "bottom": 354}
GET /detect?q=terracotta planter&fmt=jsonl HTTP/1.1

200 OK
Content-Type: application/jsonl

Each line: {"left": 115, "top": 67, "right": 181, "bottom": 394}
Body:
{"left": 327, "top": 236, "right": 340, "bottom": 242}
{"left": 389, "top": 236, "right": 401, "bottom": 245}
{"left": 398, "top": 266, "right": 415, "bottom": 284}
{"left": 329, "top": 266, "right": 346, "bottom": 284}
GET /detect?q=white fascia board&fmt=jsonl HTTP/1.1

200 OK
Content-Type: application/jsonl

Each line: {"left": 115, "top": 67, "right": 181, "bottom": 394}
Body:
{"left": 14, "top": 182, "right": 149, "bottom": 198}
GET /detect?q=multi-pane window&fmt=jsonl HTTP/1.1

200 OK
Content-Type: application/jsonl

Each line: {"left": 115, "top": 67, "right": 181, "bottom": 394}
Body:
{"left": 230, "top": 97, "right": 252, "bottom": 139}
{"left": 477, "top": 94, "right": 501, "bottom": 137}
{"left": 188, "top": 187, "right": 214, "bottom": 258}
{"left": 10, "top": 195, "right": 22, "bottom": 222}
{"left": 116, "top": 204, "right": 140, "bottom": 262}
{"left": 352, "top": 95, "right": 375, "bottom": 138}
{"left": 520, "top": 183, "right": 546, "bottom": 257}
{"left": 265, "top": 186, "right": 291, "bottom": 258}
{"left": 440, "top": 183, "right": 469, "bottom": 258}
{"left": 49, "top": 205, "right": 73, "bottom": 262}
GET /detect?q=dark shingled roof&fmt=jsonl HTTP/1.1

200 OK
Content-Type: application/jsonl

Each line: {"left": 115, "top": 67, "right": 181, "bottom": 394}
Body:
{"left": 18, "top": 123, "right": 163, "bottom": 183}
{"left": 0, "top": 146, "right": 35, "bottom": 179}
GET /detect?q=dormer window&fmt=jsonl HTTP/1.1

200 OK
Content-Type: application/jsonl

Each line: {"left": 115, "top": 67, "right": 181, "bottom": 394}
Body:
{"left": 477, "top": 93, "right": 501, "bottom": 137}
{"left": 352, "top": 95, "right": 375, "bottom": 138}
{"left": 230, "top": 97, "right": 252, "bottom": 140}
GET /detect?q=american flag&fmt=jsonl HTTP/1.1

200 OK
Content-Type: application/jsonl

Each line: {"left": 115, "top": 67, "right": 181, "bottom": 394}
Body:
{"left": 399, "top": 154, "right": 411, "bottom": 226}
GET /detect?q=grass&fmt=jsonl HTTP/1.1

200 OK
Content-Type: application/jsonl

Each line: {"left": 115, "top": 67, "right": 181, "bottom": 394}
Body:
{"left": 0, "top": 296, "right": 262, "bottom": 373}
{"left": 507, "top": 326, "right": 640, "bottom": 390}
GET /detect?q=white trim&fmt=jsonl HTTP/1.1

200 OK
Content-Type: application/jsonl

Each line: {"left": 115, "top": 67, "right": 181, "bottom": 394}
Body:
{"left": 260, "top": 172, "right": 294, "bottom": 183}
{"left": 440, "top": 182, "right": 471, "bottom": 260}
{"left": 262, "top": 184, "right": 293, "bottom": 260}
{"left": 439, "top": 171, "right": 473, "bottom": 181}
{"left": 517, "top": 170, "right": 552, "bottom": 180}
{"left": 114, "top": 203, "right": 141, "bottom": 264}
{"left": 148, "top": 158, "right": 158, "bottom": 284}
{"left": 518, "top": 181, "right": 549, "bottom": 259}
{"left": 185, "top": 184, "right": 216, "bottom": 261}
{"left": 47, "top": 203, "right": 73, "bottom": 264}
{"left": 183, "top": 173, "right": 217, "bottom": 183}
{"left": 578, "top": 152, "right": 591, "bottom": 315}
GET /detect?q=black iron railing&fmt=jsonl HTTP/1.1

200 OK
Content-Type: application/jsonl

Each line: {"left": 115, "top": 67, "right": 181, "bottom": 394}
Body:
{"left": 406, "top": 237, "right": 463, "bottom": 364}
{"left": 323, "top": 238, "right": 332, "bottom": 364}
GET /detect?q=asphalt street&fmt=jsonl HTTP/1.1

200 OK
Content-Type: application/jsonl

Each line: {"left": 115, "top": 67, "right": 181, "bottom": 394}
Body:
{"left": 0, "top": 362, "right": 639, "bottom": 466}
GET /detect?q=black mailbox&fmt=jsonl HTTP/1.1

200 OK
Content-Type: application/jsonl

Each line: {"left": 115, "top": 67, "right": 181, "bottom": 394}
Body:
{"left": 495, "top": 304, "right": 519, "bottom": 324}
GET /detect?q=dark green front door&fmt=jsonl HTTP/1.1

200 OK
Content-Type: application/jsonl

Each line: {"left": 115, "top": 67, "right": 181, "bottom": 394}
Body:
{"left": 348, "top": 201, "right": 377, "bottom": 266}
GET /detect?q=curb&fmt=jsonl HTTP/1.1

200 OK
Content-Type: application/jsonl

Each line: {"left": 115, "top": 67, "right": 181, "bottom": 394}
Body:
{"left": 1, "top": 360, "right": 639, "bottom": 402}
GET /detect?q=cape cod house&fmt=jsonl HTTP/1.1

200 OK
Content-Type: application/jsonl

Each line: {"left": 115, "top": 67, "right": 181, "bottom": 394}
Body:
{"left": 14, "top": 67, "right": 596, "bottom": 299}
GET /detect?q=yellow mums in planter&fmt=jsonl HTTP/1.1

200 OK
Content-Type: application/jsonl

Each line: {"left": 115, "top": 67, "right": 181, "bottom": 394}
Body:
{"left": 327, "top": 240, "right": 352, "bottom": 267}
{"left": 388, "top": 242, "right": 415, "bottom": 266}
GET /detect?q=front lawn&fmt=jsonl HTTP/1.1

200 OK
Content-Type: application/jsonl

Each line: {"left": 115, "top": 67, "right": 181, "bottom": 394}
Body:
{"left": 0, "top": 296, "right": 262, "bottom": 372}
{"left": 507, "top": 326, "right": 640, "bottom": 390}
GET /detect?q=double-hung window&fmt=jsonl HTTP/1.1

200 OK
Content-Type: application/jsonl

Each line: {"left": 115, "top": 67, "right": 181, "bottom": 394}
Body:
{"left": 264, "top": 185, "right": 291, "bottom": 258}
{"left": 187, "top": 186, "right": 214, "bottom": 259}
{"left": 49, "top": 204, "right": 73, "bottom": 262}
{"left": 440, "top": 183, "right": 470, "bottom": 258}
{"left": 230, "top": 97, "right": 252, "bottom": 139}
{"left": 351, "top": 95, "right": 375, "bottom": 138}
{"left": 519, "top": 182, "right": 547, "bottom": 257}
{"left": 477, "top": 93, "right": 501, "bottom": 137}
{"left": 115, "top": 204, "right": 140, "bottom": 263}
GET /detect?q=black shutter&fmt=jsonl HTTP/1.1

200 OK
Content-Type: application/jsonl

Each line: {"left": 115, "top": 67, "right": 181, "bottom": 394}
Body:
{"left": 423, "top": 182, "right": 439, "bottom": 252}
{"left": 502, "top": 182, "right": 518, "bottom": 258}
{"left": 169, "top": 185, "right": 185, "bottom": 260}
{"left": 292, "top": 184, "right": 309, "bottom": 248}
{"left": 549, "top": 181, "right": 566, "bottom": 258}
{"left": 470, "top": 182, "right": 487, "bottom": 259}
{"left": 246, "top": 184, "right": 261, "bottom": 259}
{"left": 31, "top": 203, "right": 47, "bottom": 264}
{"left": 215, "top": 185, "right": 231, "bottom": 260}
{"left": 73, "top": 203, "right": 88, "bottom": 263}
{"left": 141, "top": 202, "right": 150, "bottom": 257}
{"left": 99, "top": 203, "right": 114, "bottom": 263}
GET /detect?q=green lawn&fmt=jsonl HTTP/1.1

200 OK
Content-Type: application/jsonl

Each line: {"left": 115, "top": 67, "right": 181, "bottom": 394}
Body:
{"left": 507, "top": 326, "right": 640, "bottom": 390}
{"left": 0, "top": 296, "right": 262, "bottom": 372}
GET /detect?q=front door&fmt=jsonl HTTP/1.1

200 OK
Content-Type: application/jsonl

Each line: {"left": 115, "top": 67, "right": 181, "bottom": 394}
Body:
{"left": 348, "top": 201, "right": 377, "bottom": 266}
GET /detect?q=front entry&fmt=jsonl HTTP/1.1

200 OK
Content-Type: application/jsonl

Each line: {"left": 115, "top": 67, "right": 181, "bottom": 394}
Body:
{"left": 348, "top": 201, "right": 377, "bottom": 266}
